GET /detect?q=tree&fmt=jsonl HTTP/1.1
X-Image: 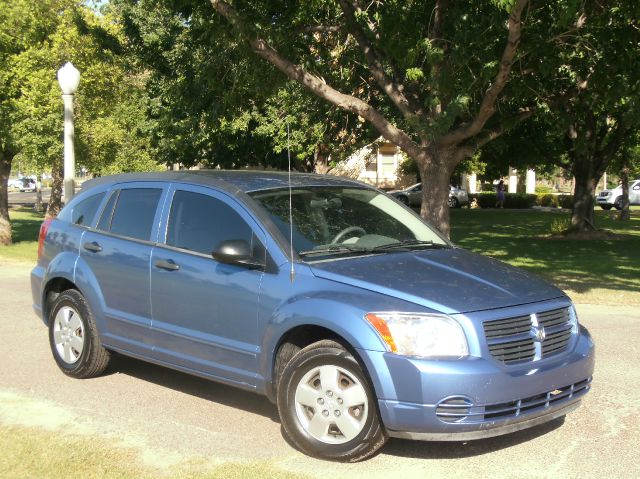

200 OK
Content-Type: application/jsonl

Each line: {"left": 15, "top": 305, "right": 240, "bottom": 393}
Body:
{"left": 203, "top": 0, "right": 534, "bottom": 236}
{"left": 521, "top": 1, "right": 640, "bottom": 232}
{"left": 0, "top": 0, "right": 68, "bottom": 244}
{"left": 112, "top": 0, "right": 377, "bottom": 174}
{"left": 9, "top": 1, "right": 158, "bottom": 219}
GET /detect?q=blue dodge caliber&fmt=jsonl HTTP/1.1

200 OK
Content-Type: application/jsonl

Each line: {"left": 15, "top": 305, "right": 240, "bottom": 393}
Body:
{"left": 31, "top": 171, "right": 594, "bottom": 461}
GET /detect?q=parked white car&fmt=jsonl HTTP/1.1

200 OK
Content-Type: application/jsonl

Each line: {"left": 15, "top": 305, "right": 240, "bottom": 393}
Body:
{"left": 8, "top": 177, "right": 36, "bottom": 192}
{"left": 596, "top": 179, "right": 640, "bottom": 210}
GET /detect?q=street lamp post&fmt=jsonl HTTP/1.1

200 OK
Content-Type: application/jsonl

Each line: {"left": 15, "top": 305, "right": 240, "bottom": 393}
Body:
{"left": 57, "top": 62, "right": 80, "bottom": 204}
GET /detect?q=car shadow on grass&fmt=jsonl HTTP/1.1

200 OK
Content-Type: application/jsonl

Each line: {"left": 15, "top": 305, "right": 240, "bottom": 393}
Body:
{"left": 108, "top": 354, "right": 281, "bottom": 422}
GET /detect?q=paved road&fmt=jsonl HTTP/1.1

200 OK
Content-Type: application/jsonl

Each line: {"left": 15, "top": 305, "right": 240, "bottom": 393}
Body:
{"left": 1, "top": 261, "right": 639, "bottom": 478}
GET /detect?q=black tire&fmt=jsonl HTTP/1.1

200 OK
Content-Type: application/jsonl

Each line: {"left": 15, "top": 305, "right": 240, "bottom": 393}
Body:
{"left": 600, "top": 204, "right": 613, "bottom": 210}
{"left": 277, "top": 340, "right": 387, "bottom": 462}
{"left": 447, "top": 196, "right": 459, "bottom": 208}
{"left": 613, "top": 196, "right": 624, "bottom": 210}
{"left": 48, "top": 289, "right": 110, "bottom": 379}
{"left": 397, "top": 195, "right": 409, "bottom": 205}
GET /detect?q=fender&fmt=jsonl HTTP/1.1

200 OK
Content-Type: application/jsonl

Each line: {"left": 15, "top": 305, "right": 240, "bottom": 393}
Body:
{"left": 258, "top": 292, "right": 400, "bottom": 402}
{"left": 72, "top": 254, "right": 109, "bottom": 336}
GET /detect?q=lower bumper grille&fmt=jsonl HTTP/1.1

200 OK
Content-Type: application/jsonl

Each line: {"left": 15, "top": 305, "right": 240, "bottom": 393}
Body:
{"left": 436, "top": 377, "right": 591, "bottom": 423}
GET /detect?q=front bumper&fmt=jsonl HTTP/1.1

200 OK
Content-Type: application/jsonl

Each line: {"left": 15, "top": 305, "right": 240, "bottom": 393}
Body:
{"left": 357, "top": 326, "right": 594, "bottom": 440}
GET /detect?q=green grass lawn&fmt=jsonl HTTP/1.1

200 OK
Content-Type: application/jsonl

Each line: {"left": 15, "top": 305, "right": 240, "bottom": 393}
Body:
{"left": 2, "top": 206, "right": 638, "bottom": 303}
{"left": 1, "top": 207, "right": 45, "bottom": 263}
{"left": 450, "top": 208, "right": 640, "bottom": 303}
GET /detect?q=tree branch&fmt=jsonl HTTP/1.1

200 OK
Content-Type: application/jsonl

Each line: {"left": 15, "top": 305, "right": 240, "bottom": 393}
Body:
{"left": 437, "top": 0, "right": 529, "bottom": 147}
{"left": 294, "top": 25, "right": 343, "bottom": 34}
{"left": 471, "top": 108, "right": 535, "bottom": 150}
{"left": 336, "top": 0, "right": 423, "bottom": 120}
{"left": 209, "top": 0, "right": 422, "bottom": 159}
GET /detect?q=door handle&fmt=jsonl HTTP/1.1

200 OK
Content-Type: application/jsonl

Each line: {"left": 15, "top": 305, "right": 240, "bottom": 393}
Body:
{"left": 154, "top": 259, "right": 180, "bottom": 271}
{"left": 83, "top": 241, "right": 103, "bottom": 253}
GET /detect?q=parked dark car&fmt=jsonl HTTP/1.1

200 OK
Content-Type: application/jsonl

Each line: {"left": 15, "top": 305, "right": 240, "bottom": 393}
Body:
{"left": 390, "top": 182, "right": 469, "bottom": 208}
{"left": 31, "top": 171, "right": 594, "bottom": 462}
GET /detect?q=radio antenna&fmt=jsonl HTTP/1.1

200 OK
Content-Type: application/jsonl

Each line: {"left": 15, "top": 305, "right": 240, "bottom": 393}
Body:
{"left": 287, "top": 121, "right": 296, "bottom": 282}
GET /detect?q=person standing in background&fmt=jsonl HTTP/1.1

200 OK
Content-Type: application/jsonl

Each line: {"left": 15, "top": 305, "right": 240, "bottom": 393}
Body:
{"left": 496, "top": 179, "right": 505, "bottom": 208}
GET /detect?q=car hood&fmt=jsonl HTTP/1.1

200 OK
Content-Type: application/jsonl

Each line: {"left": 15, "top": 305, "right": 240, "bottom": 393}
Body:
{"left": 308, "top": 248, "right": 565, "bottom": 314}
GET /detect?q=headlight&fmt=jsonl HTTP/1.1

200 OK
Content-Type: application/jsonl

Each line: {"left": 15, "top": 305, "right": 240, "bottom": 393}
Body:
{"left": 365, "top": 312, "right": 469, "bottom": 358}
{"left": 569, "top": 304, "right": 579, "bottom": 333}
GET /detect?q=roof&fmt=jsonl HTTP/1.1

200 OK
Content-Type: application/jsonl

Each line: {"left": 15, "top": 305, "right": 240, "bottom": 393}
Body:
{"left": 80, "top": 170, "right": 366, "bottom": 193}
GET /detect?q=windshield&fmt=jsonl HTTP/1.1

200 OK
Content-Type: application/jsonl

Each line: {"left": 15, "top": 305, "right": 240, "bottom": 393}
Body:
{"left": 249, "top": 186, "right": 449, "bottom": 260}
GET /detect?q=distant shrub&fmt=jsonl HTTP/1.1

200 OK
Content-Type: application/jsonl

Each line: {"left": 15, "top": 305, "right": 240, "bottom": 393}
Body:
{"left": 558, "top": 195, "right": 574, "bottom": 209}
{"left": 536, "top": 194, "right": 559, "bottom": 208}
{"left": 550, "top": 217, "right": 571, "bottom": 234}
{"left": 469, "top": 193, "right": 536, "bottom": 209}
{"left": 535, "top": 185, "right": 554, "bottom": 194}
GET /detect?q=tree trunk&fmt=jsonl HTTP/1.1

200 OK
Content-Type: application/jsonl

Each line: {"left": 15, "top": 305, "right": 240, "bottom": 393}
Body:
{"left": 0, "top": 150, "right": 13, "bottom": 245}
{"left": 46, "top": 160, "right": 64, "bottom": 219}
{"left": 314, "top": 144, "right": 330, "bottom": 174}
{"left": 570, "top": 161, "right": 598, "bottom": 232}
{"left": 619, "top": 157, "right": 630, "bottom": 221}
{"left": 419, "top": 148, "right": 456, "bottom": 237}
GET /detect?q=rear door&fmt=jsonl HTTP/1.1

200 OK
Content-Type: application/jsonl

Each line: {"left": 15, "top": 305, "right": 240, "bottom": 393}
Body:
{"left": 80, "top": 183, "right": 167, "bottom": 355}
{"left": 149, "top": 184, "right": 267, "bottom": 387}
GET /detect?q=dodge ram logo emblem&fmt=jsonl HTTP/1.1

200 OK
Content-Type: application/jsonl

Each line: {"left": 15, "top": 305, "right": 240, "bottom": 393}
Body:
{"left": 531, "top": 325, "right": 546, "bottom": 342}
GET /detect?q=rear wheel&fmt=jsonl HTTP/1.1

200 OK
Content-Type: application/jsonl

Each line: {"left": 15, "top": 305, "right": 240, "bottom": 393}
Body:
{"left": 277, "top": 340, "right": 386, "bottom": 462}
{"left": 447, "top": 196, "right": 459, "bottom": 208}
{"left": 600, "top": 204, "right": 613, "bottom": 210}
{"left": 48, "top": 289, "right": 110, "bottom": 378}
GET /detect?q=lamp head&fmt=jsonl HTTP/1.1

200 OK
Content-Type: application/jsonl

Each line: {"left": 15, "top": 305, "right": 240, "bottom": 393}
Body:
{"left": 57, "top": 62, "right": 80, "bottom": 95}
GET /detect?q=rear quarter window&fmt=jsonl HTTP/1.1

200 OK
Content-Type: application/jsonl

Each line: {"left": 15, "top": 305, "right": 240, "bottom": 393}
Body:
{"left": 70, "top": 192, "right": 105, "bottom": 227}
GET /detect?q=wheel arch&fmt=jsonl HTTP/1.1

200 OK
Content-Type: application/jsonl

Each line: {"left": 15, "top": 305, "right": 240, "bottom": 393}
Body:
{"left": 42, "top": 277, "right": 78, "bottom": 325}
{"left": 266, "top": 322, "right": 380, "bottom": 404}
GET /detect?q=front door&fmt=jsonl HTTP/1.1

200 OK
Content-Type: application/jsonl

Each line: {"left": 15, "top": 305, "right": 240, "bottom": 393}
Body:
{"left": 149, "top": 185, "right": 266, "bottom": 388}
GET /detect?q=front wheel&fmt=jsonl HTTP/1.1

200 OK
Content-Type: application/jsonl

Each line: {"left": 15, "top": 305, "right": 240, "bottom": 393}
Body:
{"left": 48, "top": 289, "right": 111, "bottom": 378}
{"left": 600, "top": 204, "right": 613, "bottom": 210}
{"left": 447, "top": 196, "right": 459, "bottom": 208}
{"left": 613, "top": 196, "right": 624, "bottom": 210}
{"left": 277, "top": 340, "right": 387, "bottom": 462}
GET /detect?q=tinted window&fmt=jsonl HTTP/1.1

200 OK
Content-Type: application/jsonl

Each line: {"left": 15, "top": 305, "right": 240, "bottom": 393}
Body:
{"left": 71, "top": 193, "right": 105, "bottom": 226}
{"left": 166, "top": 191, "right": 255, "bottom": 256}
{"left": 97, "top": 190, "right": 118, "bottom": 231}
{"left": 109, "top": 188, "right": 162, "bottom": 241}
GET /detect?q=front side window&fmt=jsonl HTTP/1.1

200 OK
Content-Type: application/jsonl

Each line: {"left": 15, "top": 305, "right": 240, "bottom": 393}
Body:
{"left": 104, "top": 188, "right": 162, "bottom": 241}
{"left": 249, "top": 186, "right": 449, "bottom": 260}
{"left": 166, "top": 190, "right": 259, "bottom": 256}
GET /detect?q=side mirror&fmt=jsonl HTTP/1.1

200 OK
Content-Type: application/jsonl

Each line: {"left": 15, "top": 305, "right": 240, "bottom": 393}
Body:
{"left": 211, "top": 239, "right": 265, "bottom": 270}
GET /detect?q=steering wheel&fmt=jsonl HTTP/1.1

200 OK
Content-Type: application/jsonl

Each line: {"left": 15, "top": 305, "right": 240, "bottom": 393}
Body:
{"left": 331, "top": 226, "right": 366, "bottom": 244}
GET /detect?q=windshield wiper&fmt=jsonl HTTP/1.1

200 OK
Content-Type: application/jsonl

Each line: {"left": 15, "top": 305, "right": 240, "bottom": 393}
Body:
{"left": 370, "top": 240, "right": 450, "bottom": 251}
{"left": 298, "top": 245, "right": 369, "bottom": 257}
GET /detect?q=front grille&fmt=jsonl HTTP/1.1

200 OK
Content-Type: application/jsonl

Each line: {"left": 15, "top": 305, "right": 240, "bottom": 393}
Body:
{"left": 483, "top": 307, "right": 573, "bottom": 364}
{"left": 435, "top": 377, "right": 592, "bottom": 423}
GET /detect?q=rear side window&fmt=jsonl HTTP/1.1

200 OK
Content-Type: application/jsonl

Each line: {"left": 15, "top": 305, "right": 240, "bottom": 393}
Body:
{"left": 71, "top": 193, "right": 105, "bottom": 226}
{"left": 166, "top": 190, "right": 255, "bottom": 255}
{"left": 102, "top": 188, "right": 162, "bottom": 241}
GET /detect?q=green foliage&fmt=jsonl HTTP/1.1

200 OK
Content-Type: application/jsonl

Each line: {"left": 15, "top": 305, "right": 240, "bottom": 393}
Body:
{"left": 1, "top": 0, "right": 156, "bottom": 177}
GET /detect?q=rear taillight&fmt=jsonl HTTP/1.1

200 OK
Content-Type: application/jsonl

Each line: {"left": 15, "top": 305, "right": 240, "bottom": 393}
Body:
{"left": 37, "top": 218, "right": 53, "bottom": 261}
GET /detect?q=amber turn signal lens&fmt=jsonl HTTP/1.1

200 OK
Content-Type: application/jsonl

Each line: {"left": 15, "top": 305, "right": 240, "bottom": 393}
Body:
{"left": 365, "top": 313, "right": 397, "bottom": 352}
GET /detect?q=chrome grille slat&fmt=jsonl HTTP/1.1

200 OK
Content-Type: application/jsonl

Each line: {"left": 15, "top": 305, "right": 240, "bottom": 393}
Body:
{"left": 484, "top": 307, "right": 573, "bottom": 364}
